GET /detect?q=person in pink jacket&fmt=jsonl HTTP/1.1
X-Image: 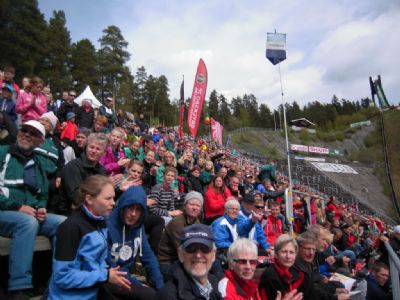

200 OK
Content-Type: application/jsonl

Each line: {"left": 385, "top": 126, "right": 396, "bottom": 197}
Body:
{"left": 99, "top": 127, "right": 130, "bottom": 176}
{"left": 16, "top": 76, "right": 47, "bottom": 122}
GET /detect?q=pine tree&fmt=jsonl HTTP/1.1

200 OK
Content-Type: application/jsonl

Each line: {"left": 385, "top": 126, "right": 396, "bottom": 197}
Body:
{"left": 0, "top": 0, "right": 47, "bottom": 81}
{"left": 70, "top": 39, "right": 98, "bottom": 94}
{"left": 208, "top": 90, "right": 219, "bottom": 120}
{"left": 41, "top": 10, "right": 72, "bottom": 93}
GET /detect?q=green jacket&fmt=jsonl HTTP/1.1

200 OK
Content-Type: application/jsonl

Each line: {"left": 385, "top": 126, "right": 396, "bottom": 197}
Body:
{"left": 156, "top": 164, "right": 178, "bottom": 190}
{"left": 34, "top": 137, "right": 60, "bottom": 177}
{"left": 0, "top": 145, "right": 49, "bottom": 211}
{"left": 123, "top": 146, "right": 145, "bottom": 161}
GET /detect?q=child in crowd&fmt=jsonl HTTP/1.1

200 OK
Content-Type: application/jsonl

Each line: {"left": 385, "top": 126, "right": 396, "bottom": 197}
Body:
{"left": 60, "top": 112, "right": 78, "bottom": 142}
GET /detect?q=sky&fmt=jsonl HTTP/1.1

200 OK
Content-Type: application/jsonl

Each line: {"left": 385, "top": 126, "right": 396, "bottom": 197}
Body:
{"left": 38, "top": 0, "right": 400, "bottom": 109}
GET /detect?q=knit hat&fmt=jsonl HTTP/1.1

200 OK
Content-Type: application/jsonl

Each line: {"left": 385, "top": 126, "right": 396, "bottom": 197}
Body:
{"left": 66, "top": 112, "right": 76, "bottom": 120}
{"left": 40, "top": 111, "right": 58, "bottom": 130}
{"left": 184, "top": 191, "right": 204, "bottom": 206}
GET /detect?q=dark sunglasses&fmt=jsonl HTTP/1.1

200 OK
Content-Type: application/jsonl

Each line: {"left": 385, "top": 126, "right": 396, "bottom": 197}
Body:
{"left": 69, "top": 94, "right": 76, "bottom": 97}
{"left": 185, "top": 244, "right": 212, "bottom": 254}
{"left": 20, "top": 127, "right": 41, "bottom": 137}
{"left": 255, "top": 205, "right": 265, "bottom": 209}
{"left": 234, "top": 259, "right": 258, "bottom": 265}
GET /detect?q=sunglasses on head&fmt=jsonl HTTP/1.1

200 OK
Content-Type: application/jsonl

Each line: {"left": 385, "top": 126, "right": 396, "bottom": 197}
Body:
{"left": 20, "top": 127, "right": 41, "bottom": 137}
{"left": 185, "top": 243, "right": 212, "bottom": 254}
{"left": 234, "top": 259, "right": 258, "bottom": 265}
{"left": 255, "top": 205, "right": 265, "bottom": 209}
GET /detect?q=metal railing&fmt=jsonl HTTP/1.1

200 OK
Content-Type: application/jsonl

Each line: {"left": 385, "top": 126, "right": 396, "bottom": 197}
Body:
{"left": 383, "top": 240, "right": 400, "bottom": 300}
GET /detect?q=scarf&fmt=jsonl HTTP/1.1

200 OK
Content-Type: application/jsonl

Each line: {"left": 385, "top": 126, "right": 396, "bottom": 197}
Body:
{"left": 225, "top": 269, "right": 259, "bottom": 299}
{"left": 273, "top": 260, "right": 304, "bottom": 291}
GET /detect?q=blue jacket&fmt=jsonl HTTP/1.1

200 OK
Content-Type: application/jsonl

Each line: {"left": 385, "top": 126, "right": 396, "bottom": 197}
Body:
{"left": 211, "top": 214, "right": 255, "bottom": 249}
{"left": 48, "top": 206, "right": 109, "bottom": 300}
{"left": 0, "top": 96, "right": 17, "bottom": 123}
{"left": 107, "top": 186, "right": 163, "bottom": 289}
{"left": 239, "top": 208, "right": 270, "bottom": 250}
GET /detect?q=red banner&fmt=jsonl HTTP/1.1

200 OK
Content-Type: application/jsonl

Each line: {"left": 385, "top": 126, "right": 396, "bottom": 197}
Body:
{"left": 187, "top": 59, "right": 207, "bottom": 138}
{"left": 211, "top": 119, "right": 223, "bottom": 145}
{"left": 178, "top": 79, "right": 184, "bottom": 138}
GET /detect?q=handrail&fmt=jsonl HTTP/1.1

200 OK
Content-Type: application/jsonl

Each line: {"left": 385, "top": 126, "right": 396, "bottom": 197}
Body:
{"left": 383, "top": 240, "right": 400, "bottom": 300}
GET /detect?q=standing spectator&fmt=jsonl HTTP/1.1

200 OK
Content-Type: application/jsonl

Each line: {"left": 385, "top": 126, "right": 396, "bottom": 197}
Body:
{"left": 164, "top": 131, "right": 176, "bottom": 152}
{"left": 264, "top": 202, "right": 284, "bottom": 246}
{"left": 0, "top": 120, "right": 66, "bottom": 299}
{"left": 57, "top": 89, "right": 80, "bottom": 125}
{"left": 99, "top": 97, "right": 117, "bottom": 130}
{"left": 16, "top": 76, "right": 47, "bottom": 122}
{"left": 55, "top": 91, "right": 69, "bottom": 112}
{"left": 60, "top": 112, "right": 78, "bottom": 143}
{"left": 116, "top": 109, "right": 125, "bottom": 127}
{"left": 48, "top": 175, "right": 129, "bottom": 300}
{"left": 77, "top": 98, "right": 95, "bottom": 129}
{"left": 0, "top": 85, "right": 17, "bottom": 123}
{"left": 137, "top": 113, "right": 149, "bottom": 133}
{"left": 93, "top": 115, "right": 109, "bottom": 133}
{"left": 153, "top": 224, "right": 222, "bottom": 300}
{"left": 0, "top": 65, "right": 20, "bottom": 100}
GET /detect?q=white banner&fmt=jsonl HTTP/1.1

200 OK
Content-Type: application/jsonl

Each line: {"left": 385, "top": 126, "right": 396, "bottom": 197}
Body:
{"left": 311, "top": 162, "right": 358, "bottom": 174}
{"left": 291, "top": 144, "right": 309, "bottom": 152}
{"left": 309, "top": 146, "right": 329, "bottom": 154}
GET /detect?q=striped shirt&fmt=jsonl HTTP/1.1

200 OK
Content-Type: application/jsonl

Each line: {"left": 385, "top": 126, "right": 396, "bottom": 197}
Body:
{"left": 149, "top": 183, "right": 176, "bottom": 216}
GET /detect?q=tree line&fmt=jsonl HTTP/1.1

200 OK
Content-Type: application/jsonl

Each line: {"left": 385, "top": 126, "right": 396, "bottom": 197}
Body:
{"left": 1, "top": 0, "right": 375, "bottom": 135}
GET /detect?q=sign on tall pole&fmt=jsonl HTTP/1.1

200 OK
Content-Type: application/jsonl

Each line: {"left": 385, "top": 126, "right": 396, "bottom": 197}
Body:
{"left": 187, "top": 59, "right": 208, "bottom": 138}
{"left": 266, "top": 31, "right": 294, "bottom": 235}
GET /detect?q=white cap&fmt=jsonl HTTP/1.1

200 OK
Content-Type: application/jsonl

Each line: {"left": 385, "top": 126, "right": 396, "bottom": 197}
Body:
{"left": 21, "top": 120, "right": 46, "bottom": 138}
{"left": 394, "top": 225, "right": 400, "bottom": 234}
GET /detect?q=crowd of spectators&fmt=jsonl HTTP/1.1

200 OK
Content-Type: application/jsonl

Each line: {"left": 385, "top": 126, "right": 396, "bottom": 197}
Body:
{"left": 0, "top": 66, "right": 399, "bottom": 300}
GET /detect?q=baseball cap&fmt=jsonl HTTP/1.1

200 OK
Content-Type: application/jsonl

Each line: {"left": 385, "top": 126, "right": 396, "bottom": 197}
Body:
{"left": 20, "top": 120, "right": 45, "bottom": 138}
{"left": 394, "top": 225, "right": 400, "bottom": 234}
{"left": 181, "top": 224, "right": 214, "bottom": 249}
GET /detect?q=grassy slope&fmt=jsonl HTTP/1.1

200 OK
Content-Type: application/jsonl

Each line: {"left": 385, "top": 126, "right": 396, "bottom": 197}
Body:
{"left": 383, "top": 109, "right": 400, "bottom": 203}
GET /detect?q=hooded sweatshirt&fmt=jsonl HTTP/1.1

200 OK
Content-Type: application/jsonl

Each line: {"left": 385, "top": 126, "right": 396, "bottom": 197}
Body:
{"left": 107, "top": 186, "right": 164, "bottom": 289}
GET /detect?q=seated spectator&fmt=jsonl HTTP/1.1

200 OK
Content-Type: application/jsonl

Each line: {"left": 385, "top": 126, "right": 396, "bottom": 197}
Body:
{"left": 0, "top": 85, "right": 17, "bottom": 123}
{"left": 200, "top": 160, "right": 214, "bottom": 191}
{"left": 93, "top": 115, "right": 109, "bottom": 133}
{"left": 204, "top": 175, "right": 232, "bottom": 224}
{"left": 56, "top": 133, "right": 109, "bottom": 215}
{"left": 149, "top": 167, "right": 182, "bottom": 223}
{"left": 0, "top": 120, "right": 66, "bottom": 300}
{"left": 123, "top": 139, "right": 145, "bottom": 161}
{"left": 0, "top": 111, "right": 17, "bottom": 145}
{"left": 142, "top": 150, "right": 157, "bottom": 191}
{"left": 77, "top": 99, "right": 94, "bottom": 129}
{"left": 239, "top": 193, "right": 270, "bottom": 255}
{"left": 69, "top": 127, "right": 90, "bottom": 159}
{"left": 177, "top": 150, "right": 194, "bottom": 175}
{"left": 158, "top": 191, "right": 203, "bottom": 280}
{"left": 326, "top": 196, "right": 342, "bottom": 222}
{"left": 153, "top": 224, "right": 221, "bottom": 300}
{"left": 259, "top": 234, "right": 307, "bottom": 300}
{"left": 156, "top": 150, "right": 179, "bottom": 189}
{"left": 184, "top": 165, "right": 203, "bottom": 194}
{"left": 104, "top": 186, "right": 163, "bottom": 299}
{"left": 366, "top": 261, "right": 391, "bottom": 300}
{"left": 48, "top": 175, "right": 128, "bottom": 299}
{"left": 16, "top": 76, "right": 47, "bottom": 122}
{"left": 100, "top": 127, "right": 130, "bottom": 175}
{"left": 119, "top": 159, "right": 144, "bottom": 192}
{"left": 218, "top": 238, "right": 261, "bottom": 300}
{"left": 293, "top": 201, "right": 308, "bottom": 234}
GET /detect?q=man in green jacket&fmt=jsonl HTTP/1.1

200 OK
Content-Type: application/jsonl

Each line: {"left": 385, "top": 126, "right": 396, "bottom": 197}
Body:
{"left": 0, "top": 120, "right": 66, "bottom": 300}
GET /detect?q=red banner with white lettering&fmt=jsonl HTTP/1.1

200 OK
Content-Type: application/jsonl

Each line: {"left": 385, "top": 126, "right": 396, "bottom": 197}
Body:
{"left": 187, "top": 59, "right": 208, "bottom": 138}
{"left": 211, "top": 119, "right": 223, "bottom": 145}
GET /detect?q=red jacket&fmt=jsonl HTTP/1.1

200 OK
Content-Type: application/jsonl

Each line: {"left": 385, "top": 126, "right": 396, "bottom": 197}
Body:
{"left": 327, "top": 202, "right": 341, "bottom": 218}
{"left": 218, "top": 269, "right": 261, "bottom": 300}
{"left": 204, "top": 186, "right": 232, "bottom": 219}
{"left": 264, "top": 215, "right": 283, "bottom": 246}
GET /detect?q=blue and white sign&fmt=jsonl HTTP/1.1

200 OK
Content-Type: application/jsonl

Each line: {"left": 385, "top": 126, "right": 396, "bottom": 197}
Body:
{"left": 266, "top": 32, "right": 287, "bottom": 65}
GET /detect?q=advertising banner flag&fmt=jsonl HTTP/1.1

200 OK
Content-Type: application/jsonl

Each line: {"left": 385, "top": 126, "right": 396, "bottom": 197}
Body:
{"left": 178, "top": 78, "right": 185, "bottom": 138}
{"left": 187, "top": 59, "right": 208, "bottom": 138}
{"left": 211, "top": 119, "right": 223, "bottom": 145}
{"left": 266, "top": 32, "right": 287, "bottom": 65}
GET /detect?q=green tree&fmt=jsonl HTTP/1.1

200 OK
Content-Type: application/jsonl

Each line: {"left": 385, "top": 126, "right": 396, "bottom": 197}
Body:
{"left": 0, "top": 0, "right": 47, "bottom": 81}
{"left": 70, "top": 39, "right": 98, "bottom": 94}
{"left": 41, "top": 10, "right": 71, "bottom": 93}
{"left": 208, "top": 90, "right": 219, "bottom": 120}
{"left": 98, "top": 25, "right": 131, "bottom": 102}
{"left": 258, "top": 103, "right": 273, "bottom": 128}
{"left": 134, "top": 66, "right": 148, "bottom": 110}
{"left": 218, "top": 94, "right": 231, "bottom": 129}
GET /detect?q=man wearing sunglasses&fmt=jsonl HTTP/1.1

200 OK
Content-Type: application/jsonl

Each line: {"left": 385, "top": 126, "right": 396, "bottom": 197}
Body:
{"left": 0, "top": 120, "right": 66, "bottom": 300}
{"left": 57, "top": 89, "right": 80, "bottom": 126}
{"left": 154, "top": 224, "right": 222, "bottom": 300}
